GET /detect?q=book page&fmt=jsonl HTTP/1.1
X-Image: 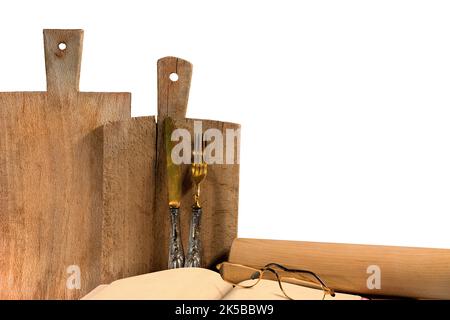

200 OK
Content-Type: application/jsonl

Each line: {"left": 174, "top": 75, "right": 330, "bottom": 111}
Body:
{"left": 82, "top": 268, "right": 233, "bottom": 300}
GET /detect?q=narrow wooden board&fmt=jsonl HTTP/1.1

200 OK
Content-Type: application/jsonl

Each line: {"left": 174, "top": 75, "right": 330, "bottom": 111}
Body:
{"left": 0, "top": 29, "right": 130, "bottom": 299}
{"left": 101, "top": 116, "right": 156, "bottom": 284}
{"left": 228, "top": 238, "right": 450, "bottom": 299}
{"left": 157, "top": 56, "right": 192, "bottom": 120}
{"left": 153, "top": 57, "right": 240, "bottom": 271}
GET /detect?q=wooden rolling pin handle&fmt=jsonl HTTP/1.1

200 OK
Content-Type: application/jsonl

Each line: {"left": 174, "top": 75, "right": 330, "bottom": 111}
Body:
{"left": 157, "top": 56, "right": 193, "bottom": 120}
{"left": 44, "top": 29, "right": 83, "bottom": 96}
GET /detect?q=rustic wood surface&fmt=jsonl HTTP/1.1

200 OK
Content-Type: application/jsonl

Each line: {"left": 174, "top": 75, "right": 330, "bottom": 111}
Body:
{"left": 228, "top": 238, "right": 450, "bottom": 299}
{"left": 157, "top": 56, "right": 192, "bottom": 120}
{"left": 154, "top": 118, "right": 240, "bottom": 271}
{"left": 0, "top": 29, "right": 130, "bottom": 299}
{"left": 153, "top": 57, "right": 240, "bottom": 271}
{"left": 101, "top": 117, "right": 156, "bottom": 284}
{"left": 0, "top": 45, "right": 240, "bottom": 299}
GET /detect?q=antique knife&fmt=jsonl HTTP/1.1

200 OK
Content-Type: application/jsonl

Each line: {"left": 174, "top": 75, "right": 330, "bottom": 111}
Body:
{"left": 164, "top": 117, "right": 184, "bottom": 268}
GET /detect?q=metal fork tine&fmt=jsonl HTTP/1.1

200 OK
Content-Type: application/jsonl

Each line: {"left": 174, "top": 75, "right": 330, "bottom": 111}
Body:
{"left": 203, "top": 136, "right": 207, "bottom": 159}
{"left": 202, "top": 134, "right": 208, "bottom": 164}
{"left": 198, "top": 133, "right": 201, "bottom": 158}
{"left": 193, "top": 133, "right": 199, "bottom": 164}
{"left": 200, "top": 133, "right": 203, "bottom": 162}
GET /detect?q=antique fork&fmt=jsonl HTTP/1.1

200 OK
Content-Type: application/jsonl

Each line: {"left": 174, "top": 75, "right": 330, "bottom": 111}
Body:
{"left": 185, "top": 133, "right": 208, "bottom": 267}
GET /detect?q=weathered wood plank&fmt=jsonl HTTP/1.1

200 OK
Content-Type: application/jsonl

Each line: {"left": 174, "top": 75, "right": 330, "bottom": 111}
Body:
{"left": 101, "top": 117, "right": 156, "bottom": 284}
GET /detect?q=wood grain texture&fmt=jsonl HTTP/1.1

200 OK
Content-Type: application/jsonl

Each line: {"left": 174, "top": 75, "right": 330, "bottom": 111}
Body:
{"left": 153, "top": 119, "right": 240, "bottom": 271}
{"left": 153, "top": 56, "right": 239, "bottom": 271}
{"left": 228, "top": 238, "right": 450, "bottom": 299}
{"left": 101, "top": 117, "right": 156, "bottom": 284}
{"left": 157, "top": 57, "right": 192, "bottom": 120}
{"left": 0, "top": 29, "right": 130, "bottom": 299}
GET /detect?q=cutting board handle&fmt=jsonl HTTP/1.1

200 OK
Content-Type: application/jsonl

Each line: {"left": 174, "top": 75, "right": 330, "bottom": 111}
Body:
{"left": 157, "top": 56, "right": 193, "bottom": 120}
{"left": 44, "top": 29, "right": 83, "bottom": 95}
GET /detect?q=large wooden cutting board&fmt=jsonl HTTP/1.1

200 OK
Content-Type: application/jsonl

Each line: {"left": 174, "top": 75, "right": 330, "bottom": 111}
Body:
{"left": 0, "top": 29, "right": 130, "bottom": 299}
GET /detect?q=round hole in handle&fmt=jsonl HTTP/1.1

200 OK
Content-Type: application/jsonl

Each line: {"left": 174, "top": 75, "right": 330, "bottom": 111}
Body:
{"left": 58, "top": 42, "right": 67, "bottom": 51}
{"left": 169, "top": 73, "right": 179, "bottom": 82}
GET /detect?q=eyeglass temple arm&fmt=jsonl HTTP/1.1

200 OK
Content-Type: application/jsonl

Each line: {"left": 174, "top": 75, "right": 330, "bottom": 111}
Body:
{"left": 263, "top": 263, "right": 334, "bottom": 296}
{"left": 264, "top": 268, "right": 292, "bottom": 299}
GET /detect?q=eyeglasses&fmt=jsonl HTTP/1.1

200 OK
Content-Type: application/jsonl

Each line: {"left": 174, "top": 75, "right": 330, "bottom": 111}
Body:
{"left": 216, "top": 262, "right": 335, "bottom": 300}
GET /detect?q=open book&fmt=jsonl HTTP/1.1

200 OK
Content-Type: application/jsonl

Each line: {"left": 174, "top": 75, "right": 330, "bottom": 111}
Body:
{"left": 82, "top": 268, "right": 361, "bottom": 300}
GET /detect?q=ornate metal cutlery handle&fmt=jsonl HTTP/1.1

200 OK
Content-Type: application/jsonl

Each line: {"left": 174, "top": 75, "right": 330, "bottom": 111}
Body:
{"left": 168, "top": 207, "right": 184, "bottom": 269}
{"left": 185, "top": 206, "right": 202, "bottom": 268}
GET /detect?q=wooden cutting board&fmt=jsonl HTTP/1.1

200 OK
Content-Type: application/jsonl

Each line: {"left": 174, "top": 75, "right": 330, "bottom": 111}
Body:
{"left": 102, "top": 57, "right": 240, "bottom": 276}
{"left": 153, "top": 57, "right": 240, "bottom": 271}
{"left": 100, "top": 116, "right": 156, "bottom": 284}
{"left": 0, "top": 29, "right": 131, "bottom": 299}
{"left": 100, "top": 57, "right": 240, "bottom": 274}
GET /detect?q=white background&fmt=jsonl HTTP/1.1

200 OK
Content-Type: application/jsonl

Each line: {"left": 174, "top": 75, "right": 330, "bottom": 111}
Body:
{"left": 1, "top": 0, "right": 449, "bottom": 249}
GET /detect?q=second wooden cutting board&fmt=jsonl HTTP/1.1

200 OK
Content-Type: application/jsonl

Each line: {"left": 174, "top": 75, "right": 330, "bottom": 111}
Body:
{"left": 0, "top": 29, "right": 131, "bottom": 299}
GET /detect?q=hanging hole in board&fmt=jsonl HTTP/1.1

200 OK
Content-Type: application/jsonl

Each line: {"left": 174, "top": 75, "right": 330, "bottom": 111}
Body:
{"left": 58, "top": 42, "right": 67, "bottom": 51}
{"left": 169, "top": 73, "right": 179, "bottom": 82}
